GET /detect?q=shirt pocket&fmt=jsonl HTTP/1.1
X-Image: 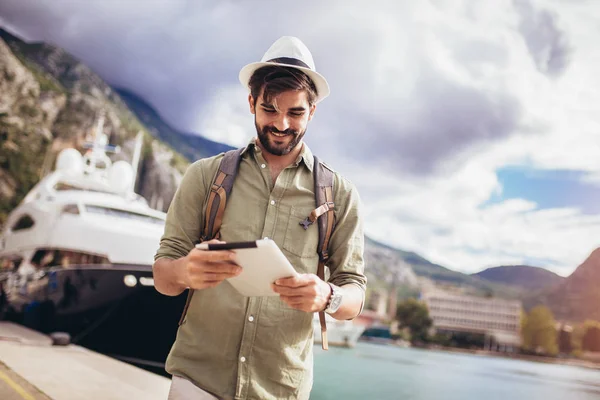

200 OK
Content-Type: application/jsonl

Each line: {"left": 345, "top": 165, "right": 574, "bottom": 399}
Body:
{"left": 282, "top": 206, "right": 320, "bottom": 259}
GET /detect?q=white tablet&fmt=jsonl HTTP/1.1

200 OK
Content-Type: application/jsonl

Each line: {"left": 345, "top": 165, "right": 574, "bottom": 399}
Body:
{"left": 195, "top": 239, "right": 298, "bottom": 297}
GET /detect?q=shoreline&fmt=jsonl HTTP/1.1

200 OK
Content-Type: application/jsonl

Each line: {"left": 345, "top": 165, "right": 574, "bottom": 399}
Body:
{"left": 423, "top": 345, "right": 600, "bottom": 371}
{"left": 357, "top": 339, "right": 600, "bottom": 371}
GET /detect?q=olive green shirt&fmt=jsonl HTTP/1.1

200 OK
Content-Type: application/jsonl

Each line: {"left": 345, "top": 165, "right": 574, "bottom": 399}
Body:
{"left": 155, "top": 139, "right": 366, "bottom": 400}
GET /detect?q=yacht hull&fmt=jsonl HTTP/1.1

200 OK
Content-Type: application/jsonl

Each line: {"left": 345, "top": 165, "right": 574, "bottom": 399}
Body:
{"left": 1, "top": 265, "right": 186, "bottom": 374}
{"left": 1, "top": 264, "right": 367, "bottom": 375}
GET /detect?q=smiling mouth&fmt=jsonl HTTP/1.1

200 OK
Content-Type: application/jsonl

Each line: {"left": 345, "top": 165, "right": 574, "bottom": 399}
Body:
{"left": 270, "top": 131, "right": 289, "bottom": 138}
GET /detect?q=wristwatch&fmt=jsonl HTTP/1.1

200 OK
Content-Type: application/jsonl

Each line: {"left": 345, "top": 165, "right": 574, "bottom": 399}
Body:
{"left": 324, "top": 283, "right": 343, "bottom": 314}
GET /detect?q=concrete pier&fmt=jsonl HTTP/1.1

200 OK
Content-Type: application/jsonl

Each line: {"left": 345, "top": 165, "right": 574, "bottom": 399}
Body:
{"left": 0, "top": 322, "right": 170, "bottom": 400}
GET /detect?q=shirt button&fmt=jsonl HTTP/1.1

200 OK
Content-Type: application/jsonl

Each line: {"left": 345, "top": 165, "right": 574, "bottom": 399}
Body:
{"left": 248, "top": 316, "right": 254, "bottom": 322}
{"left": 240, "top": 356, "right": 246, "bottom": 362}
{"left": 270, "top": 200, "right": 275, "bottom": 205}
{"left": 261, "top": 164, "right": 266, "bottom": 169}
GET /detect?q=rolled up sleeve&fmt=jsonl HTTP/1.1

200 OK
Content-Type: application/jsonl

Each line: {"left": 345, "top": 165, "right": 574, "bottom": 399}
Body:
{"left": 326, "top": 175, "right": 367, "bottom": 294}
{"left": 154, "top": 159, "right": 209, "bottom": 261}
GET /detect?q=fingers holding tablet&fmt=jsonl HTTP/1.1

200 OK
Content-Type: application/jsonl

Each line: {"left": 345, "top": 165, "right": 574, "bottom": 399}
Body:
{"left": 272, "top": 273, "right": 330, "bottom": 312}
{"left": 191, "top": 239, "right": 299, "bottom": 297}
{"left": 183, "top": 240, "right": 242, "bottom": 289}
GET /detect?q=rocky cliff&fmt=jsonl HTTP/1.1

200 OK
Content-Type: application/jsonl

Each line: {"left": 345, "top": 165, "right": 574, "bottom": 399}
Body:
{"left": 0, "top": 29, "right": 187, "bottom": 224}
{"left": 0, "top": 36, "right": 65, "bottom": 222}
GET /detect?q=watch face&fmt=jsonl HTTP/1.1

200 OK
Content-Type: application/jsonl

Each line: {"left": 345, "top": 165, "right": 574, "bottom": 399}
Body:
{"left": 331, "top": 295, "right": 342, "bottom": 310}
{"left": 328, "top": 289, "right": 342, "bottom": 312}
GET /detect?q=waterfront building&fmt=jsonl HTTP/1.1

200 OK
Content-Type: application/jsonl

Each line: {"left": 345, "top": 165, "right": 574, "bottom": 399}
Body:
{"left": 421, "top": 288, "right": 522, "bottom": 351}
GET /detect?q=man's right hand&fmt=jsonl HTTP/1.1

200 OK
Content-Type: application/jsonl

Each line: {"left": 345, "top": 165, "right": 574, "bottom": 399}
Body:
{"left": 180, "top": 239, "right": 242, "bottom": 290}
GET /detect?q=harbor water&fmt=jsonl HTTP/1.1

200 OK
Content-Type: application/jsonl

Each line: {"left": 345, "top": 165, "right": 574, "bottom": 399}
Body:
{"left": 312, "top": 342, "right": 600, "bottom": 400}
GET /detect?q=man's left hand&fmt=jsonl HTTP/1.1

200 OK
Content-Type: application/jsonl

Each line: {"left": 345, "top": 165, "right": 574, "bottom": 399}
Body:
{"left": 272, "top": 274, "right": 331, "bottom": 312}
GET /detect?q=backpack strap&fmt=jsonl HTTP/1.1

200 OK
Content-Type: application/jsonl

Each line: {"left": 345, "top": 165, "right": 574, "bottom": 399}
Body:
{"left": 313, "top": 156, "right": 336, "bottom": 350}
{"left": 202, "top": 148, "right": 245, "bottom": 241}
{"left": 178, "top": 147, "right": 244, "bottom": 326}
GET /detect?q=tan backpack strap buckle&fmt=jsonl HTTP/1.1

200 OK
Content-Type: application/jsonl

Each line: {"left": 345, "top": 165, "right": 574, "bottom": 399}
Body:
{"left": 300, "top": 202, "right": 335, "bottom": 231}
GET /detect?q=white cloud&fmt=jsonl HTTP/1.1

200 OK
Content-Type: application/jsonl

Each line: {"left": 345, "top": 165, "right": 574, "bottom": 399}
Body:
{"left": 582, "top": 172, "right": 600, "bottom": 188}
{"left": 196, "top": 84, "right": 254, "bottom": 147}
{"left": 1, "top": 0, "right": 599, "bottom": 276}
{"left": 180, "top": 0, "right": 600, "bottom": 275}
{"left": 364, "top": 160, "right": 600, "bottom": 277}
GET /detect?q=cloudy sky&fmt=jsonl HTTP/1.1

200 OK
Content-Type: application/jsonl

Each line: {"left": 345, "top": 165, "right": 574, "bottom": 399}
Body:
{"left": 1, "top": 0, "right": 599, "bottom": 276}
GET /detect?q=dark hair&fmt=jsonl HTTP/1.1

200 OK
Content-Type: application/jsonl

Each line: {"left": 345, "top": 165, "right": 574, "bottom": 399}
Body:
{"left": 248, "top": 65, "right": 318, "bottom": 107}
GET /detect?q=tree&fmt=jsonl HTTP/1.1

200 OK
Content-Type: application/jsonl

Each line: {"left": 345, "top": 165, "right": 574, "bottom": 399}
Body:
{"left": 520, "top": 309, "right": 527, "bottom": 335}
{"left": 571, "top": 323, "right": 586, "bottom": 354}
{"left": 582, "top": 320, "right": 600, "bottom": 352}
{"left": 557, "top": 327, "right": 572, "bottom": 354}
{"left": 521, "top": 306, "right": 558, "bottom": 356}
{"left": 396, "top": 298, "right": 432, "bottom": 344}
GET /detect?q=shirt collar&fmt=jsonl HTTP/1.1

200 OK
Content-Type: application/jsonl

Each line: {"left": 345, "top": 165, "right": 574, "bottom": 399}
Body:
{"left": 241, "top": 137, "right": 314, "bottom": 172}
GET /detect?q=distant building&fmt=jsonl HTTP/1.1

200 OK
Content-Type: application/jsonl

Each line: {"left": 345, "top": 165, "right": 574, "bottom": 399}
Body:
{"left": 357, "top": 288, "right": 390, "bottom": 328}
{"left": 421, "top": 288, "right": 522, "bottom": 351}
{"left": 366, "top": 288, "right": 388, "bottom": 317}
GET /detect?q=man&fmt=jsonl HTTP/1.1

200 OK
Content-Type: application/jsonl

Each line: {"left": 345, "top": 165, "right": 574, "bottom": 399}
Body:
{"left": 153, "top": 36, "right": 366, "bottom": 400}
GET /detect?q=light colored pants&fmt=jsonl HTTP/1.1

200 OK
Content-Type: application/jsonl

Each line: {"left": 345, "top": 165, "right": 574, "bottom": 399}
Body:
{"left": 168, "top": 375, "right": 219, "bottom": 400}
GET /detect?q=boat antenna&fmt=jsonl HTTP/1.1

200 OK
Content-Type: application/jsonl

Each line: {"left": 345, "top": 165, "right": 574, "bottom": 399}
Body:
{"left": 130, "top": 131, "right": 143, "bottom": 194}
{"left": 89, "top": 114, "right": 106, "bottom": 172}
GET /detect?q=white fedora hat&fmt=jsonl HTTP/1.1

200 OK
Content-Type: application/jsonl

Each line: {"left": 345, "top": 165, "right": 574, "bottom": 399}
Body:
{"left": 239, "top": 36, "right": 330, "bottom": 103}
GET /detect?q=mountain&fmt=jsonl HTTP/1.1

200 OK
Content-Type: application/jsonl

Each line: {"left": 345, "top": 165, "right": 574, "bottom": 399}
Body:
{"left": 526, "top": 248, "right": 600, "bottom": 322}
{"left": 364, "top": 238, "right": 600, "bottom": 323}
{"left": 1, "top": 30, "right": 68, "bottom": 223}
{"left": 5, "top": 26, "right": 596, "bottom": 322}
{"left": 115, "top": 88, "right": 234, "bottom": 162}
{"left": 0, "top": 28, "right": 122, "bottom": 107}
{"left": 472, "top": 265, "right": 564, "bottom": 291}
{"left": 0, "top": 27, "right": 220, "bottom": 222}
{"left": 364, "top": 237, "right": 526, "bottom": 299}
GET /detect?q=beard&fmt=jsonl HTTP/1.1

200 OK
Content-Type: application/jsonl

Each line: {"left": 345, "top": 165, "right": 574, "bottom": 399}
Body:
{"left": 255, "top": 120, "right": 306, "bottom": 156}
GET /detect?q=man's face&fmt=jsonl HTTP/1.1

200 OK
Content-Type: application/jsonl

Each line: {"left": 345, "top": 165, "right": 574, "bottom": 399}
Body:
{"left": 249, "top": 89, "right": 316, "bottom": 156}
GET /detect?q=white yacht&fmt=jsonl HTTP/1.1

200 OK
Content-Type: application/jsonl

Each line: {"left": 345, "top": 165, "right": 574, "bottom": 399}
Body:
{"left": 313, "top": 313, "right": 366, "bottom": 348}
{"left": 0, "top": 127, "right": 165, "bottom": 271}
{"left": 0, "top": 117, "right": 185, "bottom": 373}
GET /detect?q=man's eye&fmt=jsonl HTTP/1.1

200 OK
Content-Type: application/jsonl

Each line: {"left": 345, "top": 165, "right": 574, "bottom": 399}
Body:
{"left": 290, "top": 113, "right": 303, "bottom": 117}
{"left": 263, "top": 109, "right": 276, "bottom": 113}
